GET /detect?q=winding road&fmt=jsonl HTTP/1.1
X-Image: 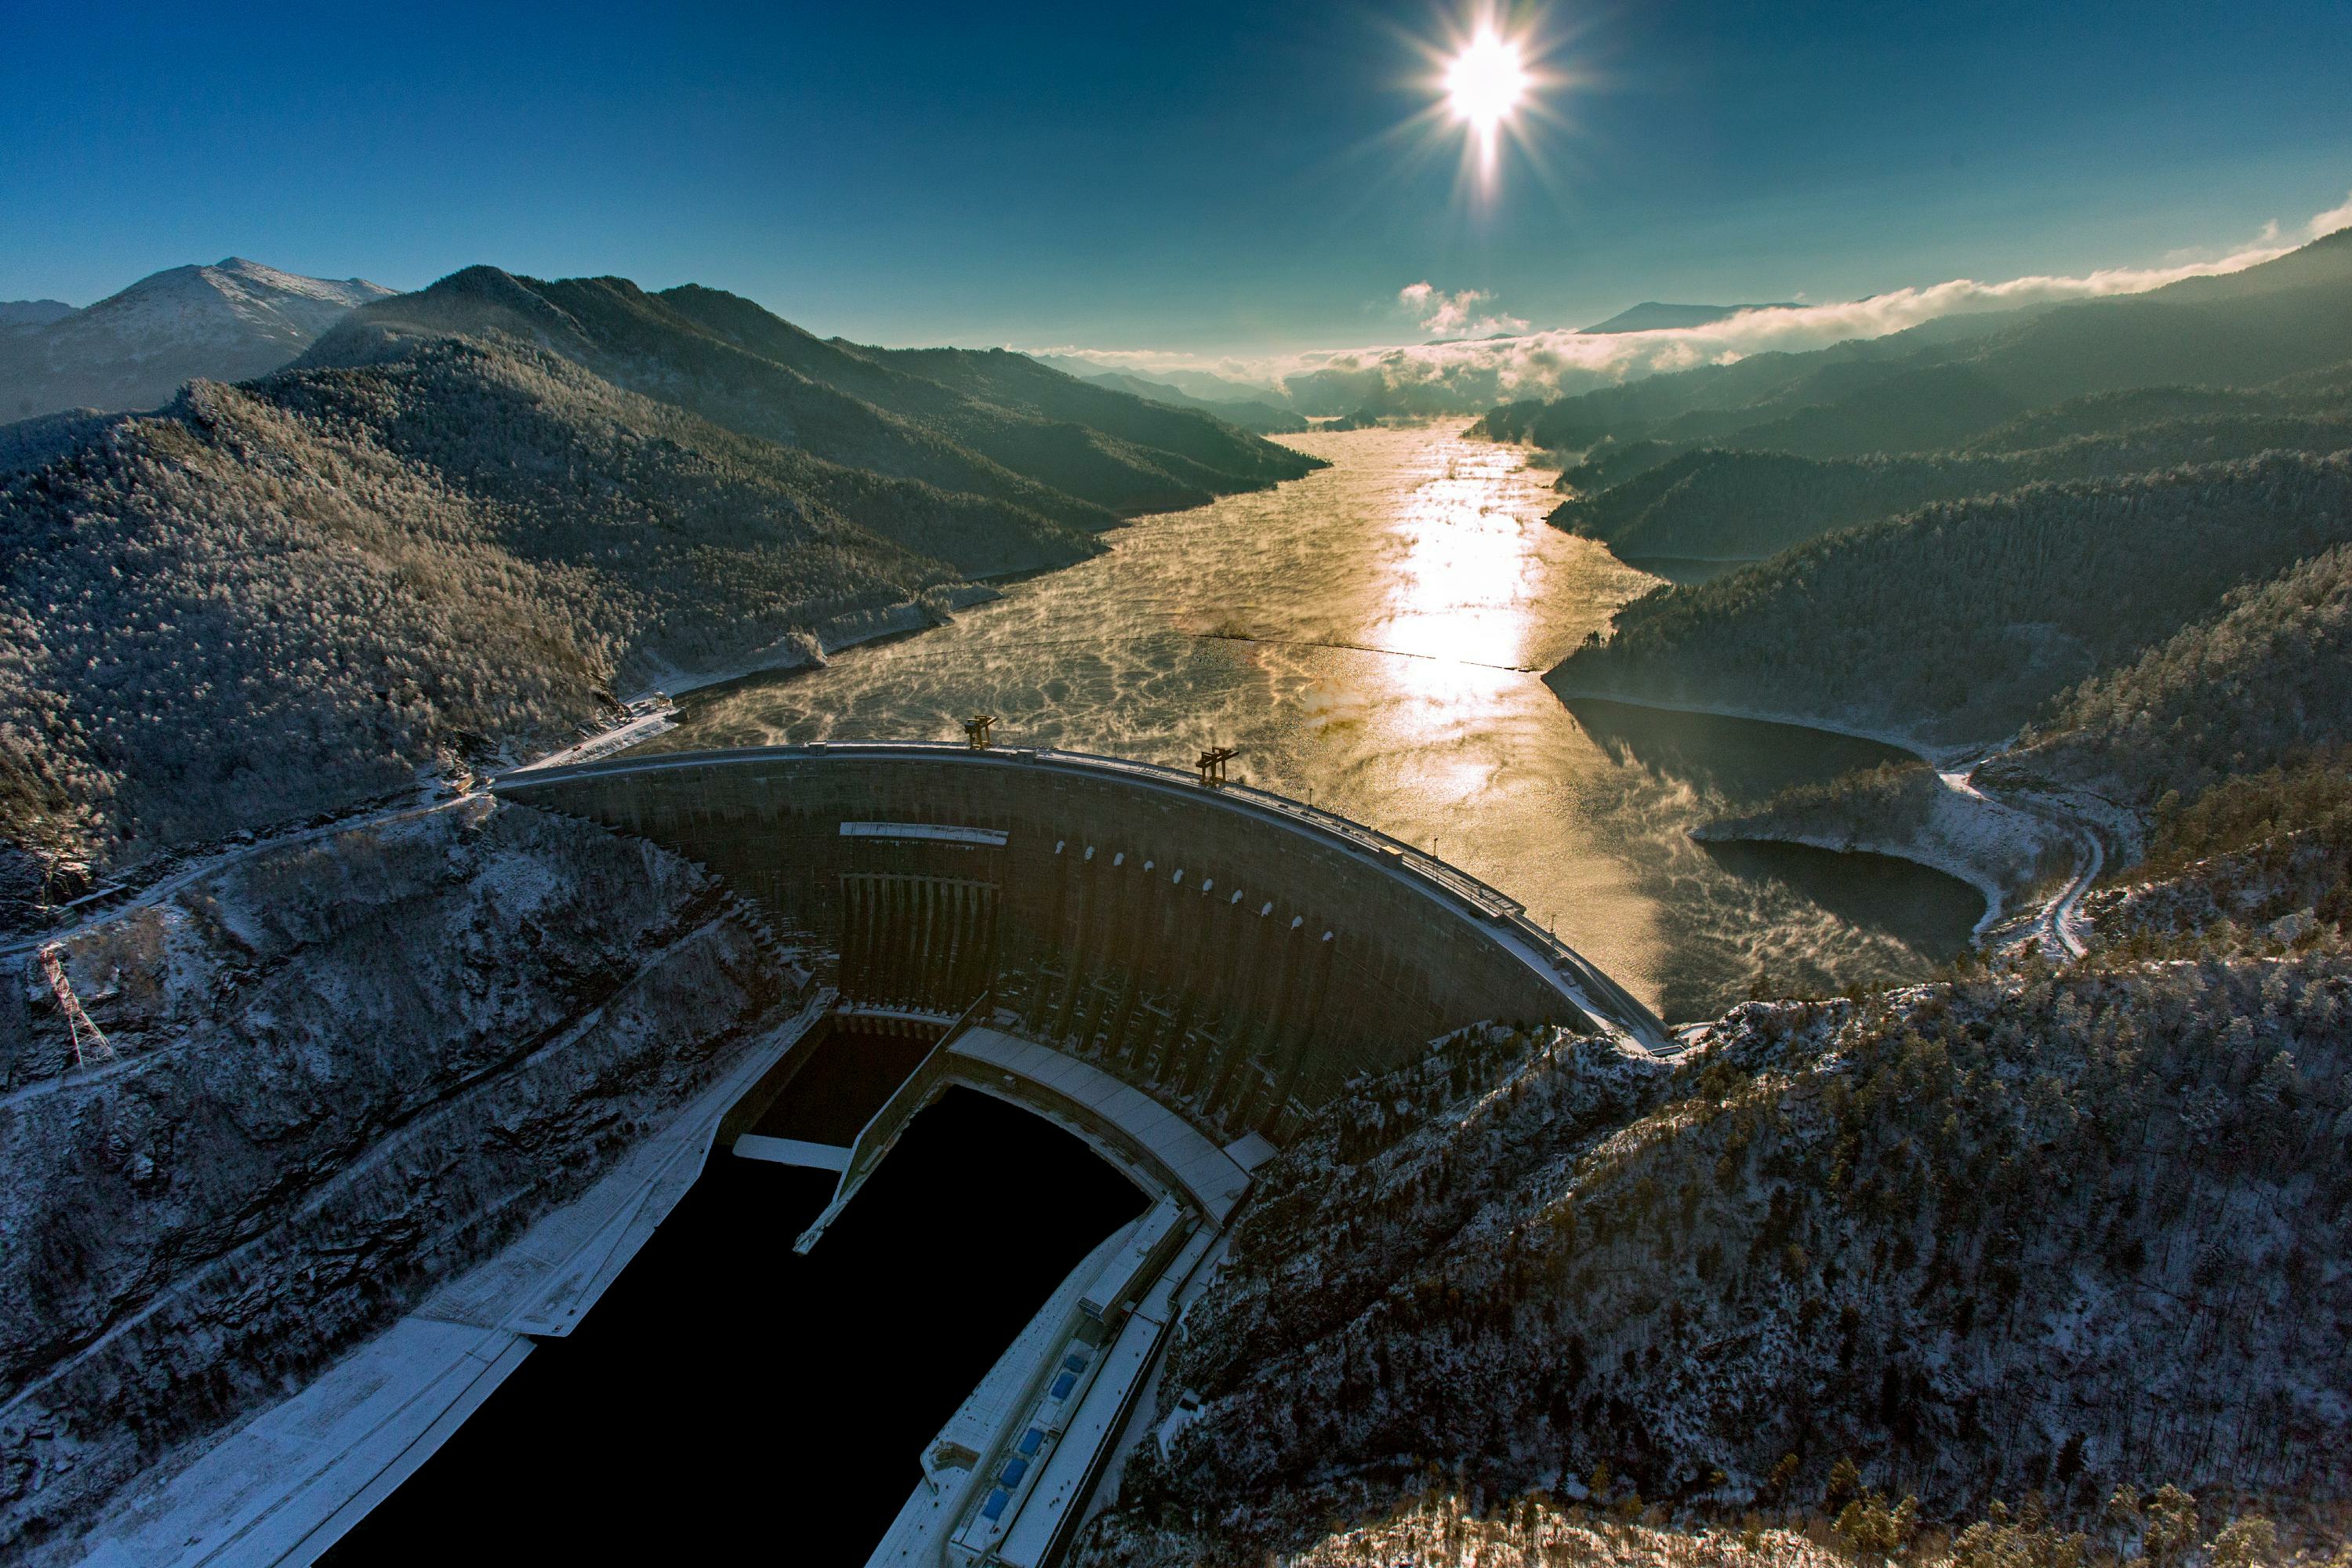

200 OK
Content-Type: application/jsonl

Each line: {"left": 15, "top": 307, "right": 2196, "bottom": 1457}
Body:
{"left": 2036, "top": 825, "right": 2103, "bottom": 960}
{"left": 1950, "top": 755, "right": 2103, "bottom": 961}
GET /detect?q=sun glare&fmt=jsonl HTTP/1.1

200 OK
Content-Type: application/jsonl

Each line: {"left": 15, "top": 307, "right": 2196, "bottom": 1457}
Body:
{"left": 1446, "top": 31, "right": 1528, "bottom": 138}
{"left": 1425, "top": 16, "right": 1545, "bottom": 192}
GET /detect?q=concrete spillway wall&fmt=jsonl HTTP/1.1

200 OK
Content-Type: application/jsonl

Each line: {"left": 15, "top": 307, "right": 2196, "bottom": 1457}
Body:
{"left": 499, "top": 743, "right": 1659, "bottom": 1134}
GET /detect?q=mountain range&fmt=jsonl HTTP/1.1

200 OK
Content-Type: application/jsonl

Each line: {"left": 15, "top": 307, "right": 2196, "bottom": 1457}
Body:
{"left": 1539, "top": 228, "right": 2352, "bottom": 775}
{"left": 1483, "top": 228, "right": 2352, "bottom": 456}
{"left": 0, "top": 257, "right": 393, "bottom": 420}
{"left": 0, "top": 266, "right": 1320, "bottom": 882}
{"left": 1069, "top": 230, "right": 2352, "bottom": 1567}
{"left": 1026, "top": 353, "right": 1290, "bottom": 408}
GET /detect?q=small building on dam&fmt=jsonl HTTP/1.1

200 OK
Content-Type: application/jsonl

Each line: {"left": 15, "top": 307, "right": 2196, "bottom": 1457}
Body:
{"left": 498, "top": 740, "right": 1664, "bottom": 1143}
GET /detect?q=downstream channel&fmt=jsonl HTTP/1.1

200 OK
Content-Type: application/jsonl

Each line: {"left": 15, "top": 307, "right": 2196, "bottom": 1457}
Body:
{"left": 322, "top": 1083, "right": 1147, "bottom": 1565}
{"left": 651, "top": 423, "right": 1981, "bottom": 1022}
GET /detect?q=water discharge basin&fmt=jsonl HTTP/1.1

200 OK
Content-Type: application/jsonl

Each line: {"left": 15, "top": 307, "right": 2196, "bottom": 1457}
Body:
{"left": 318, "top": 1087, "right": 1151, "bottom": 1567}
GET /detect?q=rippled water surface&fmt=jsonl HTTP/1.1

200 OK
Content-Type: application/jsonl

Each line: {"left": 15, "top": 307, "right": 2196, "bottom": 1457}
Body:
{"left": 652, "top": 425, "right": 1979, "bottom": 1021}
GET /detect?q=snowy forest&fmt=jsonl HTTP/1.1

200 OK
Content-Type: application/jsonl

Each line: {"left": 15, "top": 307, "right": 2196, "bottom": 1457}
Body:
{"left": 0, "top": 271, "right": 1317, "bottom": 904}
{"left": 1552, "top": 451, "right": 2352, "bottom": 752}
{"left": 1082, "top": 954, "right": 2349, "bottom": 1563}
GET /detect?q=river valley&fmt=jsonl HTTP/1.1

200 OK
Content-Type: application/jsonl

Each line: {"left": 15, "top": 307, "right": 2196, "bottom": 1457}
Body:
{"left": 651, "top": 424, "right": 1981, "bottom": 1023}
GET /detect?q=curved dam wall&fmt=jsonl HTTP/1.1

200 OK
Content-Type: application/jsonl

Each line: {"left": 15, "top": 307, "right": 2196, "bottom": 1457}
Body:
{"left": 498, "top": 743, "right": 1660, "bottom": 1136}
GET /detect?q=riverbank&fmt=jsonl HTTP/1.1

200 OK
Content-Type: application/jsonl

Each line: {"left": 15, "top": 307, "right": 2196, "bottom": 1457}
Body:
{"left": 1544, "top": 681, "right": 1970, "bottom": 767}
{"left": 625, "top": 584, "right": 1007, "bottom": 706}
{"left": 1690, "top": 768, "right": 2063, "bottom": 939}
{"left": 1549, "top": 687, "right": 2103, "bottom": 947}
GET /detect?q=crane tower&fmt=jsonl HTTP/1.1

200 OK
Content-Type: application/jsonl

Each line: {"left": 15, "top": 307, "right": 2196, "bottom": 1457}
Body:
{"left": 38, "top": 942, "right": 114, "bottom": 1069}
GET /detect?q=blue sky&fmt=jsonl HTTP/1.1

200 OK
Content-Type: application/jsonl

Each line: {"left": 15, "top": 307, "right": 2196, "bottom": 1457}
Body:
{"left": 4, "top": 0, "right": 2347, "bottom": 354}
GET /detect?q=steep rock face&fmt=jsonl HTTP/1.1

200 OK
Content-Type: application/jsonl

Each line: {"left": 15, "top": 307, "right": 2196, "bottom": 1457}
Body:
{"left": 0, "top": 259, "right": 392, "bottom": 421}
{"left": 0, "top": 800, "right": 800, "bottom": 1552}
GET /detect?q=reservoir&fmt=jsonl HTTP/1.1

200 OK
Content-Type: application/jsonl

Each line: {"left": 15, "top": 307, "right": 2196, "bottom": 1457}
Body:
{"left": 652, "top": 424, "right": 1982, "bottom": 1022}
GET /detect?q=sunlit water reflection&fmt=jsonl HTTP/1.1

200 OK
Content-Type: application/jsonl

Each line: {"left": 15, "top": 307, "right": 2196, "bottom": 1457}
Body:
{"left": 649, "top": 425, "right": 1980, "bottom": 1022}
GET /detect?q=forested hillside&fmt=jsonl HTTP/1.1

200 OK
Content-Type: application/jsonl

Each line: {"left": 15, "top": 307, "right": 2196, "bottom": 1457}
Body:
{"left": 0, "top": 266, "right": 1328, "bottom": 891}
{"left": 1547, "top": 453, "right": 2352, "bottom": 750}
{"left": 2081, "top": 756, "right": 2352, "bottom": 962}
{"left": 2000, "top": 543, "right": 2352, "bottom": 806}
{"left": 1553, "top": 410, "right": 2352, "bottom": 561}
{"left": 0, "top": 332, "right": 1085, "bottom": 880}
{"left": 1961, "top": 376, "right": 2352, "bottom": 451}
{"left": 0, "top": 409, "right": 122, "bottom": 477}
{"left": 1081, "top": 956, "right": 2351, "bottom": 1564}
{"left": 316, "top": 269, "right": 1318, "bottom": 521}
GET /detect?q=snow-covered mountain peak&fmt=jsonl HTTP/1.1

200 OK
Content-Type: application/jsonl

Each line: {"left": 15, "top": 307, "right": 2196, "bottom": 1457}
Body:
{"left": 77, "top": 259, "right": 394, "bottom": 350}
{"left": 2, "top": 258, "right": 399, "bottom": 419}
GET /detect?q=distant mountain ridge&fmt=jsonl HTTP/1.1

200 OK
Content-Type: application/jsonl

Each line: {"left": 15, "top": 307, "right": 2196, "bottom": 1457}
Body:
{"left": 1579, "top": 300, "right": 1803, "bottom": 334}
{"left": 1071, "top": 369, "right": 1308, "bottom": 434}
{"left": 1028, "top": 353, "right": 1290, "bottom": 408}
{"left": 0, "top": 257, "right": 392, "bottom": 420}
{"left": 0, "top": 300, "right": 72, "bottom": 328}
{"left": 1482, "top": 229, "right": 2352, "bottom": 453}
{"left": 1552, "top": 397, "right": 2352, "bottom": 561}
{"left": 314, "top": 269, "right": 1319, "bottom": 523}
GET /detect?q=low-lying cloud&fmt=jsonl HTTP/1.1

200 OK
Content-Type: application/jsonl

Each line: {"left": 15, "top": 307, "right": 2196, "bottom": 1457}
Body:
{"left": 1398, "top": 281, "right": 1529, "bottom": 339}
{"left": 2309, "top": 192, "right": 2352, "bottom": 241}
{"left": 1025, "top": 190, "right": 2352, "bottom": 416}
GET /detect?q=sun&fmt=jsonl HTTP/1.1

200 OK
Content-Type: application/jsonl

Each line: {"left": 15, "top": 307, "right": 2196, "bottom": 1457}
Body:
{"left": 1405, "top": 7, "right": 1572, "bottom": 200}
{"left": 1445, "top": 30, "right": 1529, "bottom": 140}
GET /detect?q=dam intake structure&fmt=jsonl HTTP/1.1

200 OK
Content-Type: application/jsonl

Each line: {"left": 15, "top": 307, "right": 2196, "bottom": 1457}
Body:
{"left": 497, "top": 742, "right": 1665, "bottom": 1142}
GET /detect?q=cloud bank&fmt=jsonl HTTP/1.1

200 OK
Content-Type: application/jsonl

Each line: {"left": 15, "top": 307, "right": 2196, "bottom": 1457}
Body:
{"left": 1027, "top": 190, "right": 2352, "bottom": 416}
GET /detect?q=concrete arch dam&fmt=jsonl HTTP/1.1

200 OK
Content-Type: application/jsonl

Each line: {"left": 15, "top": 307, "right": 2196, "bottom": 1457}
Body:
{"left": 497, "top": 742, "right": 1664, "bottom": 1138}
